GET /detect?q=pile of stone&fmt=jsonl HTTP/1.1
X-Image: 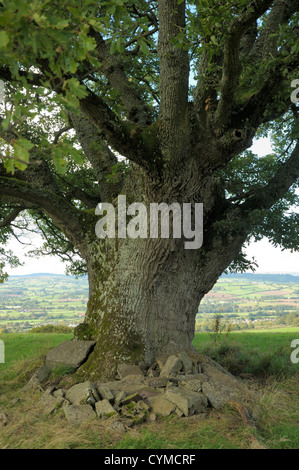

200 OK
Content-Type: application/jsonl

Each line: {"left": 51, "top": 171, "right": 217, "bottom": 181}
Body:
{"left": 27, "top": 342, "right": 251, "bottom": 427}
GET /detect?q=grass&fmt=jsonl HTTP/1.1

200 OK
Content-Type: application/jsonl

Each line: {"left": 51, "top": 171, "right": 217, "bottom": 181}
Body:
{"left": 0, "top": 333, "right": 73, "bottom": 373}
{"left": 0, "top": 330, "right": 298, "bottom": 449}
{"left": 193, "top": 329, "right": 299, "bottom": 378}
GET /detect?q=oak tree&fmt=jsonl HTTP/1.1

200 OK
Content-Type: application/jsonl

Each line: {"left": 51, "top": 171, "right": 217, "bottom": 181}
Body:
{"left": 0, "top": 0, "right": 298, "bottom": 378}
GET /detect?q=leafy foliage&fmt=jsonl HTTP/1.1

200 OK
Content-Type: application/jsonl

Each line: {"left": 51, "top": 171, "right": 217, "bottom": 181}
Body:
{"left": 0, "top": 0, "right": 298, "bottom": 276}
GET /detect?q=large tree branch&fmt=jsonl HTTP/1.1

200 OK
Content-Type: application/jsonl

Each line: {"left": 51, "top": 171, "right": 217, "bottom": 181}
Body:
{"left": 0, "top": 175, "right": 86, "bottom": 246}
{"left": 214, "top": 0, "right": 274, "bottom": 127}
{"left": 231, "top": 50, "right": 299, "bottom": 131}
{"left": 0, "top": 206, "right": 25, "bottom": 227}
{"left": 68, "top": 111, "right": 122, "bottom": 203}
{"left": 157, "top": 0, "right": 190, "bottom": 161}
{"left": 79, "top": 90, "right": 161, "bottom": 171}
{"left": 249, "top": 0, "right": 299, "bottom": 62}
{"left": 90, "top": 29, "right": 153, "bottom": 126}
{"left": 241, "top": 139, "right": 299, "bottom": 213}
{"left": 1, "top": 50, "right": 160, "bottom": 172}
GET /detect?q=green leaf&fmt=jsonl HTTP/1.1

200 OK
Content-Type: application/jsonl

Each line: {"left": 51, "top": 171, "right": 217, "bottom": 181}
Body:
{"left": 69, "top": 147, "right": 83, "bottom": 165}
{"left": 51, "top": 144, "right": 67, "bottom": 175}
{"left": 0, "top": 31, "right": 9, "bottom": 48}
{"left": 117, "top": 36, "right": 124, "bottom": 53}
{"left": 3, "top": 158, "right": 15, "bottom": 174}
{"left": 13, "top": 138, "right": 34, "bottom": 168}
{"left": 110, "top": 38, "right": 118, "bottom": 55}
{"left": 139, "top": 39, "right": 150, "bottom": 55}
{"left": 0, "top": 114, "right": 11, "bottom": 130}
{"left": 64, "top": 55, "right": 78, "bottom": 74}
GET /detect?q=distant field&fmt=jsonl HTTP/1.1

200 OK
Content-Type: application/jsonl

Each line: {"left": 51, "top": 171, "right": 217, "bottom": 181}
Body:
{"left": 0, "top": 274, "right": 88, "bottom": 332}
{"left": 233, "top": 326, "right": 299, "bottom": 333}
{"left": 0, "top": 273, "right": 298, "bottom": 333}
{"left": 197, "top": 274, "right": 299, "bottom": 331}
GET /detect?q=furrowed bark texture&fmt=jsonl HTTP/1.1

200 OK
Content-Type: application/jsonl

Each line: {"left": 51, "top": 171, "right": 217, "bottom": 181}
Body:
{"left": 75, "top": 166, "right": 247, "bottom": 380}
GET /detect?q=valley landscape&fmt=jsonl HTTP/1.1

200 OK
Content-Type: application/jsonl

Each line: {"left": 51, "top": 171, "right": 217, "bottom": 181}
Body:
{"left": 0, "top": 273, "right": 298, "bottom": 333}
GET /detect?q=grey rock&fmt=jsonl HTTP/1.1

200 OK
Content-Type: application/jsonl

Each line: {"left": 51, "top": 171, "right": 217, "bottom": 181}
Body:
{"left": 24, "top": 364, "right": 51, "bottom": 391}
{"left": 53, "top": 389, "right": 65, "bottom": 398}
{"left": 165, "top": 387, "right": 208, "bottom": 416}
{"left": 46, "top": 340, "right": 95, "bottom": 370}
{"left": 114, "top": 391, "right": 126, "bottom": 406}
{"left": 121, "top": 393, "right": 142, "bottom": 405}
{"left": 65, "top": 381, "right": 100, "bottom": 406}
{"left": 175, "top": 408, "right": 184, "bottom": 418}
{"left": 178, "top": 352, "right": 193, "bottom": 373}
{"left": 160, "top": 355, "right": 183, "bottom": 377}
{"left": 138, "top": 388, "right": 160, "bottom": 400}
{"left": 201, "top": 359, "right": 250, "bottom": 409}
{"left": 95, "top": 399, "right": 117, "bottom": 418}
{"left": 35, "top": 364, "right": 51, "bottom": 382}
{"left": 147, "top": 412, "right": 157, "bottom": 423}
{"left": 156, "top": 357, "right": 167, "bottom": 370}
{"left": 39, "top": 390, "right": 64, "bottom": 415}
{"left": 117, "top": 364, "right": 144, "bottom": 379}
{"left": 96, "top": 376, "right": 155, "bottom": 398}
{"left": 145, "top": 377, "right": 169, "bottom": 388}
{"left": 178, "top": 375, "right": 209, "bottom": 393}
{"left": 176, "top": 373, "right": 208, "bottom": 384}
{"left": 109, "top": 420, "right": 126, "bottom": 433}
{"left": 98, "top": 385, "right": 114, "bottom": 402}
{"left": 137, "top": 400, "right": 150, "bottom": 411}
{"left": 147, "top": 367, "right": 159, "bottom": 378}
{"left": 63, "top": 404, "right": 95, "bottom": 425}
{"left": 147, "top": 395, "right": 176, "bottom": 417}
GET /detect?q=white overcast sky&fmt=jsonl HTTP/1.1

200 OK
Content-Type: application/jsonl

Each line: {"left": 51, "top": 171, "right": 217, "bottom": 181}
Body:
{"left": 4, "top": 137, "right": 299, "bottom": 276}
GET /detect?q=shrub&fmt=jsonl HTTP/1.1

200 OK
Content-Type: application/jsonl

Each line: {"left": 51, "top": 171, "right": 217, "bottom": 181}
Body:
{"left": 29, "top": 325, "right": 74, "bottom": 334}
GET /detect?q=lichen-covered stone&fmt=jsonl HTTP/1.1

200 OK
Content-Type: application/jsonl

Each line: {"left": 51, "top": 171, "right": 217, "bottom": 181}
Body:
{"left": 147, "top": 395, "right": 176, "bottom": 417}
{"left": 23, "top": 364, "right": 51, "bottom": 391}
{"left": 160, "top": 355, "right": 183, "bottom": 377}
{"left": 201, "top": 358, "right": 251, "bottom": 409}
{"left": 65, "top": 381, "right": 100, "bottom": 406}
{"left": 63, "top": 404, "right": 95, "bottom": 425}
{"left": 177, "top": 374, "right": 209, "bottom": 393}
{"left": 165, "top": 387, "right": 208, "bottom": 416}
{"left": 46, "top": 340, "right": 95, "bottom": 370}
{"left": 145, "top": 377, "right": 169, "bottom": 388}
{"left": 98, "top": 385, "right": 114, "bottom": 402}
{"left": 95, "top": 399, "right": 117, "bottom": 418}
{"left": 117, "top": 364, "right": 144, "bottom": 379}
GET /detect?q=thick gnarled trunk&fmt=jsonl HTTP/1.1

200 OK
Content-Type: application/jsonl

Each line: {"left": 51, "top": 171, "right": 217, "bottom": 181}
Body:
{"left": 74, "top": 168, "right": 246, "bottom": 380}
{"left": 76, "top": 237, "right": 202, "bottom": 378}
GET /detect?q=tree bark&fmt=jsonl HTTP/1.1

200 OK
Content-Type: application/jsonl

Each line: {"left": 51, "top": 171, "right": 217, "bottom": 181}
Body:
{"left": 74, "top": 166, "right": 246, "bottom": 380}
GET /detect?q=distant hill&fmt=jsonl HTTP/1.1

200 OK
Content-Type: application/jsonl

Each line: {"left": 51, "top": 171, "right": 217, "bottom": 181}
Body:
{"left": 221, "top": 273, "right": 299, "bottom": 283}
{"left": 10, "top": 273, "right": 88, "bottom": 279}
{"left": 11, "top": 273, "right": 66, "bottom": 277}
{"left": 9, "top": 271, "right": 299, "bottom": 283}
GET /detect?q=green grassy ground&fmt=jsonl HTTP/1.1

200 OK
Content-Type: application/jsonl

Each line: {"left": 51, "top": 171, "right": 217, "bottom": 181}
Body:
{"left": 0, "top": 333, "right": 73, "bottom": 373}
{"left": 0, "top": 330, "right": 298, "bottom": 449}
